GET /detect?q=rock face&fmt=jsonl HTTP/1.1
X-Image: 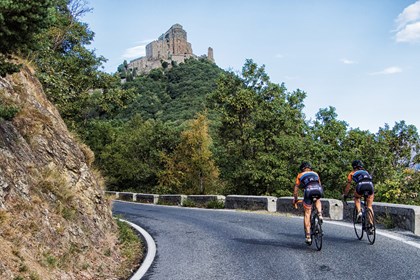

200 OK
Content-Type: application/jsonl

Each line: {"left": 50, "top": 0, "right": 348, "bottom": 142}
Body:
{"left": 0, "top": 67, "right": 122, "bottom": 279}
{"left": 128, "top": 23, "right": 215, "bottom": 74}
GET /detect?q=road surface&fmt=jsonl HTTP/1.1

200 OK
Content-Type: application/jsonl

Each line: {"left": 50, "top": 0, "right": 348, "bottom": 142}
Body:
{"left": 113, "top": 201, "right": 420, "bottom": 280}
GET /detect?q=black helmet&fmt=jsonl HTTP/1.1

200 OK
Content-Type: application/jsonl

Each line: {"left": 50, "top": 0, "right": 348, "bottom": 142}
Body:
{"left": 352, "top": 160, "right": 363, "bottom": 169}
{"left": 299, "top": 162, "right": 312, "bottom": 172}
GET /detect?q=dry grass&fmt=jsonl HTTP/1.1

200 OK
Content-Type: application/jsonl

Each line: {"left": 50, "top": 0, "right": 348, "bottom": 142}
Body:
{"left": 36, "top": 167, "right": 74, "bottom": 202}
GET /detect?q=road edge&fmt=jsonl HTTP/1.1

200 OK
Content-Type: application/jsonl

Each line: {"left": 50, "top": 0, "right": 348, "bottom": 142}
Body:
{"left": 119, "top": 218, "right": 157, "bottom": 280}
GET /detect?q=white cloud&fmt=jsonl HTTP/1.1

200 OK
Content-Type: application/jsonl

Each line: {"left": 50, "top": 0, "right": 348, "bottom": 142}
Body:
{"left": 395, "top": 21, "right": 420, "bottom": 43}
{"left": 395, "top": 1, "right": 420, "bottom": 30}
{"left": 394, "top": 1, "right": 420, "bottom": 43}
{"left": 369, "top": 66, "right": 402, "bottom": 75}
{"left": 135, "top": 39, "right": 155, "bottom": 44}
{"left": 122, "top": 45, "right": 146, "bottom": 59}
{"left": 340, "top": 58, "right": 357, "bottom": 64}
{"left": 121, "top": 39, "right": 154, "bottom": 60}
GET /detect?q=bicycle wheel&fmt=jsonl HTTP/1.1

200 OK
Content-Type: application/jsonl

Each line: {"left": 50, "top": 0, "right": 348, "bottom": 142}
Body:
{"left": 365, "top": 208, "right": 376, "bottom": 245}
{"left": 313, "top": 216, "right": 323, "bottom": 251}
{"left": 353, "top": 207, "right": 363, "bottom": 240}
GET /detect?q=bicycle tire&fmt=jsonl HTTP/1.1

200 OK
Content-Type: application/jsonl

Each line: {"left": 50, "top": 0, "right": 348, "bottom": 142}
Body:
{"left": 313, "top": 216, "right": 323, "bottom": 251}
{"left": 365, "top": 208, "right": 376, "bottom": 245}
{"left": 353, "top": 207, "right": 363, "bottom": 240}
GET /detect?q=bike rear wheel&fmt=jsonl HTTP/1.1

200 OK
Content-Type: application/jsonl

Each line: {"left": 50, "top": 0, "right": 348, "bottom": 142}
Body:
{"left": 312, "top": 216, "right": 323, "bottom": 251}
{"left": 365, "top": 208, "right": 376, "bottom": 245}
{"left": 353, "top": 207, "right": 363, "bottom": 240}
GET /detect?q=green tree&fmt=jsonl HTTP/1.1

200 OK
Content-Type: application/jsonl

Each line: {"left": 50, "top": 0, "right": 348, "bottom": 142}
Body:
{"left": 158, "top": 113, "right": 220, "bottom": 194}
{"left": 210, "top": 59, "right": 307, "bottom": 195}
{"left": 377, "top": 121, "right": 420, "bottom": 168}
{"left": 32, "top": 0, "right": 119, "bottom": 129}
{"left": 0, "top": 0, "right": 54, "bottom": 76}
{"left": 307, "top": 106, "right": 348, "bottom": 196}
{"left": 99, "top": 116, "right": 178, "bottom": 192}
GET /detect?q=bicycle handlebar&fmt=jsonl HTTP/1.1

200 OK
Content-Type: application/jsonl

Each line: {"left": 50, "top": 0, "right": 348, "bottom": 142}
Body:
{"left": 342, "top": 195, "right": 354, "bottom": 206}
{"left": 293, "top": 199, "right": 303, "bottom": 209}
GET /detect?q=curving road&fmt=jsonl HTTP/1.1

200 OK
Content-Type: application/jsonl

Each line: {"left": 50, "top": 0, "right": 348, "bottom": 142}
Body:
{"left": 113, "top": 201, "right": 420, "bottom": 280}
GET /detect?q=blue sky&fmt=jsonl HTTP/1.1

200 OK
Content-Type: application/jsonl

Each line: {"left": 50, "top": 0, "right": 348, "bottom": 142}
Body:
{"left": 83, "top": 0, "right": 420, "bottom": 133}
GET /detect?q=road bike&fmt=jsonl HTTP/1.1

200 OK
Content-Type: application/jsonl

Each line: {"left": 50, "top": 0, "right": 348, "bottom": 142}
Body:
{"left": 294, "top": 198, "right": 323, "bottom": 251}
{"left": 343, "top": 192, "right": 376, "bottom": 245}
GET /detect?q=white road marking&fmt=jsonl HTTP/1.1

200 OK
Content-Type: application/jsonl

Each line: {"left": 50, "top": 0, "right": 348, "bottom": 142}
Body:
{"left": 119, "top": 218, "right": 157, "bottom": 280}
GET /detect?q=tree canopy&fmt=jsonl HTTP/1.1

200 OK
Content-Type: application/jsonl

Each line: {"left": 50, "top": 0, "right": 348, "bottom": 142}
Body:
{"left": 0, "top": 0, "right": 54, "bottom": 76}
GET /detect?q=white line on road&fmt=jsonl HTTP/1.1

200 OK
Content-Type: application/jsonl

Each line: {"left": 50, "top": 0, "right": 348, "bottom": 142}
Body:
{"left": 326, "top": 220, "right": 420, "bottom": 249}
{"left": 119, "top": 219, "right": 157, "bottom": 280}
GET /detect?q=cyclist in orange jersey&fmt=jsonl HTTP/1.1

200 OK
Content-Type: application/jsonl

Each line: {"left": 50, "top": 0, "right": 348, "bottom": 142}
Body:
{"left": 293, "top": 162, "right": 324, "bottom": 244}
{"left": 343, "top": 160, "right": 375, "bottom": 232}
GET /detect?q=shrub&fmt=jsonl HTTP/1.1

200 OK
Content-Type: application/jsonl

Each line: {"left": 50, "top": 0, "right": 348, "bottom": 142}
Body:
{"left": 0, "top": 104, "right": 19, "bottom": 120}
{"left": 206, "top": 199, "right": 225, "bottom": 209}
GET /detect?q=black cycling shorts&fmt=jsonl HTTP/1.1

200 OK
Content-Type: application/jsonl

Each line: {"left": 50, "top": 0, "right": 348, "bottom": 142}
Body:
{"left": 303, "top": 184, "right": 323, "bottom": 208}
{"left": 356, "top": 181, "right": 374, "bottom": 196}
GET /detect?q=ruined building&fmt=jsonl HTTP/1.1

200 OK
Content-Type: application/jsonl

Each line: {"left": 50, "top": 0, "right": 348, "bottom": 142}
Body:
{"left": 128, "top": 24, "right": 214, "bottom": 75}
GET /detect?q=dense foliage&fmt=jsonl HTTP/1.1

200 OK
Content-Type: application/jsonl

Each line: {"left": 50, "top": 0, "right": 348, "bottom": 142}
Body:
{"left": 0, "top": 0, "right": 54, "bottom": 76}
{"left": 3, "top": 1, "right": 419, "bottom": 204}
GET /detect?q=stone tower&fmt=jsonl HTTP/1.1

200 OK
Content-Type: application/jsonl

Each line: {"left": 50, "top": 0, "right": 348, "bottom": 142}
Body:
{"left": 208, "top": 47, "right": 214, "bottom": 63}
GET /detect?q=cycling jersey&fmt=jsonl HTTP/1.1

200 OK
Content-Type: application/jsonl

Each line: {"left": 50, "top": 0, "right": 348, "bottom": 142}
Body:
{"left": 348, "top": 169, "right": 374, "bottom": 196}
{"left": 296, "top": 171, "right": 323, "bottom": 208}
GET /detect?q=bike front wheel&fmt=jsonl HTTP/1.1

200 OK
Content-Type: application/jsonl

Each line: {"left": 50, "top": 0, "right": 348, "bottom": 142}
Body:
{"left": 353, "top": 207, "right": 363, "bottom": 240}
{"left": 365, "top": 208, "right": 376, "bottom": 245}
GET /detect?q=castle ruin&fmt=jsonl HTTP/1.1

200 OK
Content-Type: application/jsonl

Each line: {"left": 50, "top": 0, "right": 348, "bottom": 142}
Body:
{"left": 128, "top": 24, "right": 214, "bottom": 75}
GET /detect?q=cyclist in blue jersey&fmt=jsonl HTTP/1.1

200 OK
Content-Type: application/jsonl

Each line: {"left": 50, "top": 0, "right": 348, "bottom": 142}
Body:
{"left": 293, "top": 162, "right": 324, "bottom": 244}
{"left": 343, "top": 160, "right": 375, "bottom": 229}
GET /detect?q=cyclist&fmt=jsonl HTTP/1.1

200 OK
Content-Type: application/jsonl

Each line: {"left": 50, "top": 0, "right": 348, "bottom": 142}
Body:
{"left": 342, "top": 160, "right": 375, "bottom": 232}
{"left": 293, "top": 162, "right": 324, "bottom": 244}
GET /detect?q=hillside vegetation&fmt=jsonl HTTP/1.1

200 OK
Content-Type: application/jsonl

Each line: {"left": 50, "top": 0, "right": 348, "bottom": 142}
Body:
{"left": 0, "top": 1, "right": 140, "bottom": 279}
{"left": 77, "top": 59, "right": 420, "bottom": 205}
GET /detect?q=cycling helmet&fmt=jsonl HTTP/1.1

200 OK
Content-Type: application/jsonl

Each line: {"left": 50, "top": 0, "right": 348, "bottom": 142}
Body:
{"left": 299, "top": 162, "right": 312, "bottom": 172}
{"left": 352, "top": 160, "right": 363, "bottom": 169}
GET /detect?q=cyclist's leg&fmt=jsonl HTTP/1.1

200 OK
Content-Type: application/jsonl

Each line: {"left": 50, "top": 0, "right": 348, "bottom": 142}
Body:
{"left": 315, "top": 198, "right": 323, "bottom": 222}
{"left": 354, "top": 190, "right": 362, "bottom": 222}
{"left": 366, "top": 193, "right": 374, "bottom": 226}
{"left": 354, "top": 190, "right": 362, "bottom": 213}
{"left": 303, "top": 189, "right": 312, "bottom": 242}
{"left": 304, "top": 205, "right": 311, "bottom": 239}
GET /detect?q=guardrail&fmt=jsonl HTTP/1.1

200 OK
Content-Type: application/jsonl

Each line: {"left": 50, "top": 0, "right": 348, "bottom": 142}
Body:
{"left": 342, "top": 201, "right": 420, "bottom": 235}
{"left": 106, "top": 191, "right": 420, "bottom": 235}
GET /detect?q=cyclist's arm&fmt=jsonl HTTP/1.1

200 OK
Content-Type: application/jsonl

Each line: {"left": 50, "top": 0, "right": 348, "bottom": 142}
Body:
{"left": 343, "top": 173, "right": 352, "bottom": 196}
{"left": 293, "top": 183, "right": 300, "bottom": 203}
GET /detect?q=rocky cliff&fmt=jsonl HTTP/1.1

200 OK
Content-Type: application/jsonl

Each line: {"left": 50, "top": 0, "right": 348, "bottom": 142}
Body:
{"left": 0, "top": 67, "right": 124, "bottom": 279}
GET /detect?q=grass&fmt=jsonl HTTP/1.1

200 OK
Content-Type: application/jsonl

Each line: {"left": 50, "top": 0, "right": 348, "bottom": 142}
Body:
{"left": 182, "top": 199, "right": 196, "bottom": 207}
{"left": 0, "top": 210, "right": 9, "bottom": 225}
{"left": 43, "top": 253, "right": 58, "bottom": 269}
{"left": 115, "top": 218, "right": 143, "bottom": 279}
{"left": 377, "top": 212, "right": 396, "bottom": 229}
{"left": 206, "top": 199, "right": 225, "bottom": 209}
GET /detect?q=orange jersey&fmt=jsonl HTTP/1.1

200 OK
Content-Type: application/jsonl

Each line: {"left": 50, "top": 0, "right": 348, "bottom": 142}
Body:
{"left": 347, "top": 170, "right": 356, "bottom": 182}
{"left": 295, "top": 171, "right": 321, "bottom": 187}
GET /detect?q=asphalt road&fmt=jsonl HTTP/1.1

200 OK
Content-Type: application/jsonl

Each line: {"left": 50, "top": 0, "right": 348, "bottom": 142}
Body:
{"left": 113, "top": 201, "right": 420, "bottom": 280}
